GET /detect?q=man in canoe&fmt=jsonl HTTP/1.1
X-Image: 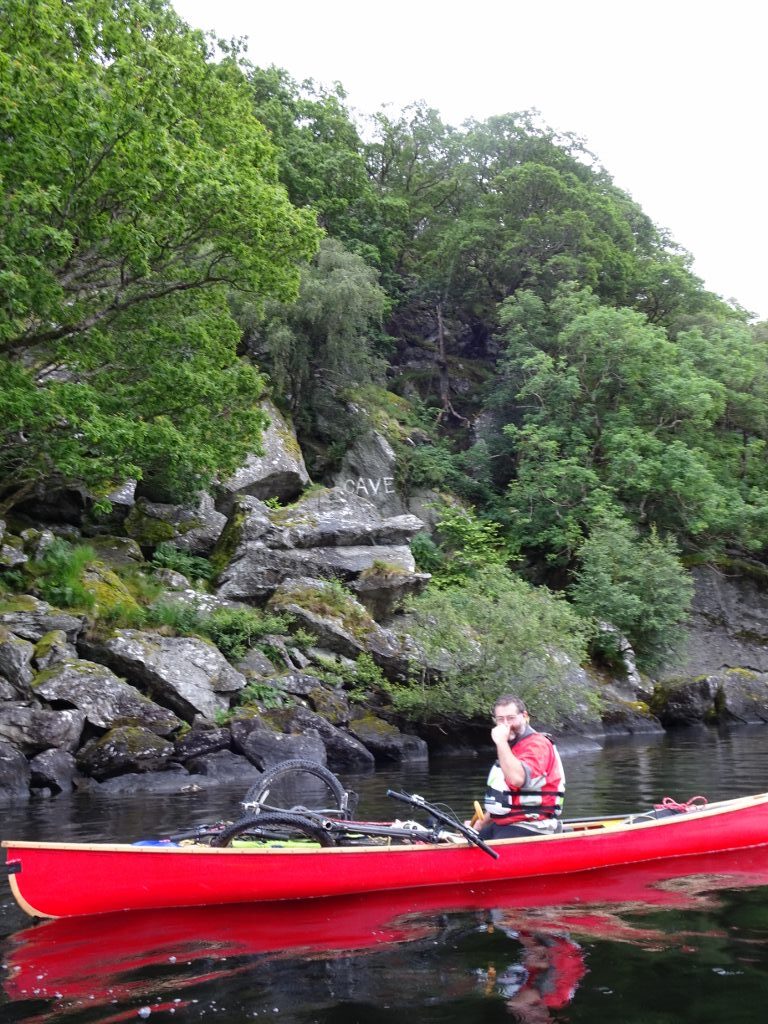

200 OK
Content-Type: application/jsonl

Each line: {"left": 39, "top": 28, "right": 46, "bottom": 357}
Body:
{"left": 473, "top": 694, "right": 566, "bottom": 839}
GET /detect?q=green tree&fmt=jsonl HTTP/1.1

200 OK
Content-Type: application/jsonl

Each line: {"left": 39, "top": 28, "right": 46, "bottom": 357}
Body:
{"left": 248, "top": 66, "right": 382, "bottom": 263}
{"left": 0, "top": 0, "right": 320, "bottom": 509}
{"left": 569, "top": 515, "right": 693, "bottom": 669}
{"left": 489, "top": 286, "right": 766, "bottom": 564}
{"left": 0, "top": 0, "right": 318, "bottom": 353}
{"left": 241, "top": 238, "right": 388, "bottom": 436}
{"left": 392, "top": 564, "right": 593, "bottom": 725}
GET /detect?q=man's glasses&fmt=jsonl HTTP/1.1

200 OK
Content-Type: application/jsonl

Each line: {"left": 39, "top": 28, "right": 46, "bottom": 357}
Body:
{"left": 493, "top": 714, "right": 522, "bottom": 724}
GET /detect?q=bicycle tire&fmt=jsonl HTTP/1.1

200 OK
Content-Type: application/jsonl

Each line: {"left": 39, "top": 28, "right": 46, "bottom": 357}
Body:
{"left": 242, "top": 758, "right": 349, "bottom": 815}
{"left": 209, "top": 811, "right": 336, "bottom": 848}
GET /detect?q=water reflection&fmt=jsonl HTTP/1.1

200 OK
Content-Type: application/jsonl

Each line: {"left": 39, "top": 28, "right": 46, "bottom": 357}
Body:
{"left": 4, "top": 727, "right": 768, "bottom": 1023}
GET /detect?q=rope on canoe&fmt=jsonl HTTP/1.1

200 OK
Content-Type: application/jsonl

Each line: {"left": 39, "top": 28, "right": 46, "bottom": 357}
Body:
{"left": 653, "top": 795, "right": 708, "bottom": 812}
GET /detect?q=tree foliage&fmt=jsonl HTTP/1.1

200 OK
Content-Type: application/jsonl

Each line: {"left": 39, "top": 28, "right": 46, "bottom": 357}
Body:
{"left": 240, "top": 238, "right": 388, "bottom": 436}
{"left": 569, "top": 515, "right": 693, "bottom": 669}
{"left": 0, "top": 0, "right": 319, "bottom": 509}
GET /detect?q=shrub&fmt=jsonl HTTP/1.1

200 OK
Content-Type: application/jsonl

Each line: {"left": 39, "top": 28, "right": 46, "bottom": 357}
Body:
{"left": 151, "top": 543, "right": 214, "bottom": 582}
{"left": 389, "top": 565, "right": 594, "bottom": 725}
{"left": 201, "top": 607, "right": 292, "bottom": 661}
{"left": 31, "top": 539, "right": 97, "bottom": 610}
{"left": 569, "top": 515, "right": 693, "bottom": 669}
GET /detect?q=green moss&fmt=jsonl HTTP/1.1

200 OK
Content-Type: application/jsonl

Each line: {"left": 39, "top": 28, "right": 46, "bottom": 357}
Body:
{"left": 0, "top": 594, "right": 40, "bottom": 613}
{"left": 209, "top": 502, "right": 246, "bottom": 579}
{"left": 351, "top": 711, "right": 398, "bottom": 737}
{"left": 276, "top": 426, "right": 302, "bottom": 461}
{"left": 83, "top": 565, "right": 142, "bottom": 618}
{"left": 124, "top": 505, "right": 177, "bottom": 546}
{"left": 273, "top": 581, "right": 373, "bottom": 640}
{"left": 33, "top": 630, "right": 66, "bottom": 662}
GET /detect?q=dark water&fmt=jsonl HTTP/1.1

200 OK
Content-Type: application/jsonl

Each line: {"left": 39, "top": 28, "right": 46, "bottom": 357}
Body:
{"left": 3, "top": 726, "right": 768, "bottom": 1023}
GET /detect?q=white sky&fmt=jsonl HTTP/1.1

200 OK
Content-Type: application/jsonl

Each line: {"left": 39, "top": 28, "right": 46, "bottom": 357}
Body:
{"left": 173, "top": 0, "right": 767, "bottom": 320}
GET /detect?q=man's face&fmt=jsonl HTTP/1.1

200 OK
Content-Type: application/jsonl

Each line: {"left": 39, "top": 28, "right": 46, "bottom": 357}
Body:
{"left": 493, "top": 703, "right": 527, "bottom": 736}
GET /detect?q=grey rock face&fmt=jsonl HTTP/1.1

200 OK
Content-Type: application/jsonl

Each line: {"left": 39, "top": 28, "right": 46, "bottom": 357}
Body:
{"left": 83, "top": 631, "right": 246, "bottom": 722}
{"left": 0, "top": 740, "right": 31, "bottom": 803}
{"left": 335, "top": 430, "right": 406, "bottom": 516}
{"left": 29, "top": 749, "right": 80, "bottom": 794}
{"left": 0, "top": 704, "right": 85, "bottom": 754}
{"left": 35, "top": 659, "right": 182, "bottom": 735}
{"left": 659, "top": 564, "right": 768, "bottom": 678}
{"left": 215, "top": 488, "right": 426, "bottom": 601}
{"left": 219, "top": 399, "right": 310, "bottom": 509}
{"left": 347, "top": 711, "right": 428, "bottom": 763}
{"left": 125, "top": 494, "right": 226, "bottom": 555}
{"left": 0, "top": 632, "right": 35, "bottom": 693}
{"left": 230, "top": 715, "right": 327, "bottom": 769}
{"left": 0, "top": 597, "right": 85, "bottom": 642}
{"left": 76, "top": 725, "right": 175, "bottom": 779}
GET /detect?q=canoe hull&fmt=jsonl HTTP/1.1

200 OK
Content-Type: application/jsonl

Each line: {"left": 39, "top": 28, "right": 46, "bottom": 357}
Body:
{"left": 5, "top": 792, "right": 768, "bottom": 918}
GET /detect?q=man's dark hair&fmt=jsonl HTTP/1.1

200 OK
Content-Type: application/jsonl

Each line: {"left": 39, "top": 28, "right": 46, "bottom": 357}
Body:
{"left": 493, "top": 694, "right": 527, "bottom": 715}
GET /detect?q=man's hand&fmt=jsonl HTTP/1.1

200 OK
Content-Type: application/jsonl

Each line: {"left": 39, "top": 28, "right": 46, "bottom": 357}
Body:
{"left": 491, "top": 721, "right": 512, "bottom": 747}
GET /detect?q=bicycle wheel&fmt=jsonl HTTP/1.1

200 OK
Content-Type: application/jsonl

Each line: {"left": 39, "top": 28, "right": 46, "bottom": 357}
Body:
{"left": 209, "top": 811, "right": 336, "bottom": 848}
{"left": 242, "top": 758, "right": 351, "bottom": 816}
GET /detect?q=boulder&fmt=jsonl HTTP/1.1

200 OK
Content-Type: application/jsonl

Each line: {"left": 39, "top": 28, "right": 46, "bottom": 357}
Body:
{"left": 235, "top": 648, "right": 278, "bottom": 678}
{"left": 347, "top": 711, "right": 428, "bottom": 763}
{"left": 266, "top": 705, "right": 374, "bottom": 769}
{"left": 185, "top": 748, "right": 262, "bottom": 782}
{"left": 218, "top": 398, "right": 310, "bottom": 509}
{"left": 653, "top": 677, "right": 719, "bottom": 727}
{"left": 81, "top": 630, "right": 246, "bottom": 723}
{"left": 214, "top": 488, "right": 425, "bottom": 601}
{"left": 271, "top": 489, "right": 423, "bottom": 550}
{"left": 0, "top": 535, "right": 28, "bottom": 569}
{"left": 29, "top": 749, "right": 80, "bottom": 794}
{"left": 80, "top": 767, "right": 211, "bottom": 796}
{"left": 714, "top": 669, "right": 768, "bottom": 724}
{"left": 76, "top": 725, "right": 175, "bottom": 779}
{"left": 0, "top": 631, "right": 35, "bottom": 693}
{"left": 335, "top": 430, "right": 406, "bottom": 516}
{"left": 217, "top": 544, "right": 418, "bottom": 601}
{"left": 34, "top": 659, "right": 182, "bottom": 735}
{"left": 33, "top": 629, "right": 78, "bottom": 672}
{"left": 267, "top": 578, "right": 419, "bottom": 680}
{"left": 0, "top": 740, "right": 31, "bottom": 804}
{"left": 174, "top": 726, "right": 232, "bottom": 762}
{"left": 124, "top": 494, "right": 226, "bottom": 555}
{"left": 230, "top": 715, "right": 327, "bottom": 769}
{"left": 0, "top": 595, "right": 85, "bottom": 642}
{"left": 88, "top": 536, "right": 145, "bottom": 567}
{"left": 0, "top": 677, "right": 18, "bottom": 701}
{"left": 350, "top": 565, "right": 431, "bottom": 621}
{"left": 599, "top": 699, "right": 665, "bottom": 736}
{"left": 0, "top": 704, "right": 85, "bottom": 754}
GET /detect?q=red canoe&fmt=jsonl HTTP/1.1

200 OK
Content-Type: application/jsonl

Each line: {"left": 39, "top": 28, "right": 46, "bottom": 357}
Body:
{"left": 4, "top": 791, "right": 768, "bottom": 919}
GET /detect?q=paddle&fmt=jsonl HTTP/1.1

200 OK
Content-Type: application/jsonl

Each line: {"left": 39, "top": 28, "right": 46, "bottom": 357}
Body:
{"left": 386, "top": 789, "right": 499, "bottom": 860}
